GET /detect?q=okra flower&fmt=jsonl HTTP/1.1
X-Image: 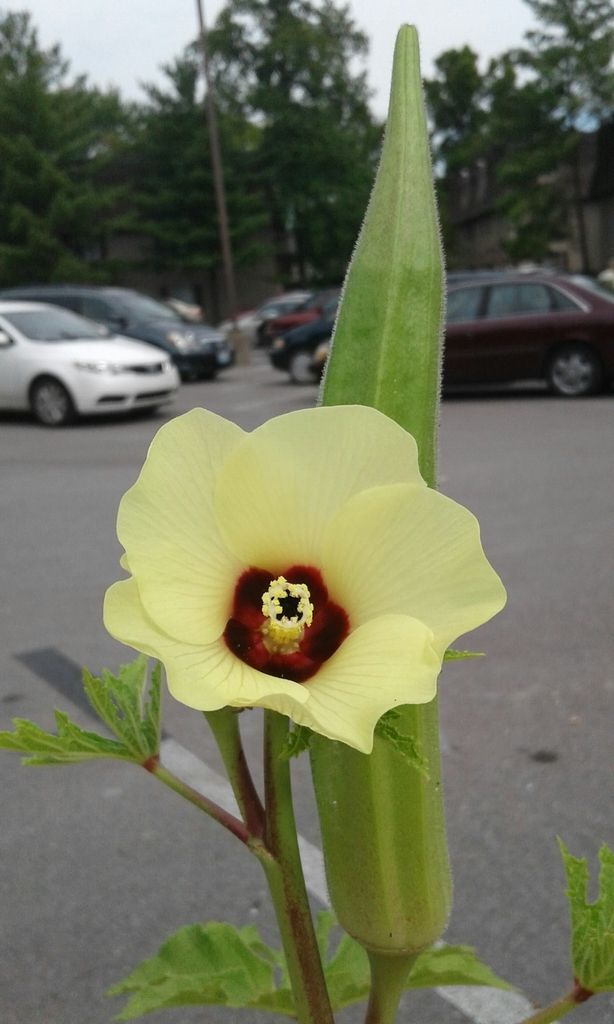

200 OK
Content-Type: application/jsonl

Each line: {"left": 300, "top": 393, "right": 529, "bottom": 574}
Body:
{"left": 104, "top": 405, "right": 505, "bottom": 752}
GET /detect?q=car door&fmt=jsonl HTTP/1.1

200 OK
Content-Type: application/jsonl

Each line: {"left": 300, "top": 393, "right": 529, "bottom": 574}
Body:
{"left": 0, "top": 320, "right": 27, "bottom": 407}
{"left": 443, "top": 284, "right": 487, "bottom": 383}
{"left": 468, "top": 282, "right": 556, "bottom": 381}
{"left": 77, "top": 295, "right": 123, "bottom": 333}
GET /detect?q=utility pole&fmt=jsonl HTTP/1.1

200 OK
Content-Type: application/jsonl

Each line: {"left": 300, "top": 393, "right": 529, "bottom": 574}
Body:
{"left": 195, "top": 0, "right": 238, "bottom": 320}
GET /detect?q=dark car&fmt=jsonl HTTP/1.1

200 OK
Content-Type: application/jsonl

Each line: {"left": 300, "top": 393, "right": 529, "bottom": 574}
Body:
{"left": 445, "top": 274, "right": 614, "bottom": 396}
{"left": 0, "top": 285, "right": 233, "bottom": 381}
{"left": 270, "top": 275, "right": 614, "bottom": 395}
{"left": 269, "top": 297, "right": 339, "bottom": 382}
{"left": 260, "top": 289, "right": 340, "bottom": 347}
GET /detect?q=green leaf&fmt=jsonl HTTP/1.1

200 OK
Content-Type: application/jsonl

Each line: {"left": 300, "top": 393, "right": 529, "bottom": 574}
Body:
{"left": 559, "top": 838, "right": 614, "bottom": 991}
{"left": 406, "top": 945, "right": 515, "bottom": 991}
{"left": 82, "top": 656, "right": 161, "bottom": 759}
{"left": 322, "top": 932, "right": 371, "bottom": 1006}
{"left": 0, "top": 657, "right": 161, "bottom": 767}
{"left": 316, "top": 909, "right": 513, "bottom": 1011}
{"left": 108, "top": 914, "right": 514, "bottom": 1020}
{"left": 108, "top": 922, "right": 289, "bottom": 1021}
{"left": 279, "top": 724, "right": 313, "bottom": 760}
{"left": 0, "top": 712, "right": 131, "bottom": 766}
{"left": 444, "top": 649, "right": 484, "bottom": 661}
{"left": 374, "top": 708, "right": 428, "bottom": 776}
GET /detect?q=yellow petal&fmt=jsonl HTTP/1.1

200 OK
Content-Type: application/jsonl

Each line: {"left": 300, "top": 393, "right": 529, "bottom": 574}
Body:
{"left": 104, "top": 578, "right": 165, "bottom": 659}
{"left": 323, "top": 483, "right": 506, "bottom": 655}
{"left": 284, "top": 615, "right": 440, "bottom": 753}
{"left": 104, "top": 577, "right": 309, "bottom": 711}
{"left": 104, "top": 581, "right": 435, "bottom": 749}
{"left": 117, "top": 409, "right": 245, "bottom": 645}
{"left": 214, "top": 405, "right": 424, "bottom": 569}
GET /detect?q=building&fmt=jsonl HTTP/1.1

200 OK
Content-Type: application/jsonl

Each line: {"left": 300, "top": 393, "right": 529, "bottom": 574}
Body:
{"left": 444, "top": 121, "right": 614, "bottom": 274}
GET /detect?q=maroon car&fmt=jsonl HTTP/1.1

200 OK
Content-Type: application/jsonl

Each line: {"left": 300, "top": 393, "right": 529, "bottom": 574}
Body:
{"left": 445, "top": 274, "right": 614, "bottom": 396}
{"left": 261, "top": 288, "right": 340, "bottom": 345}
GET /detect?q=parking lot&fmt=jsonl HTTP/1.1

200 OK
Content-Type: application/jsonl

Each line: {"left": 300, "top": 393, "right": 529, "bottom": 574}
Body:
{"left": 1, "top": 354, "right": 613, "bottom": 1024}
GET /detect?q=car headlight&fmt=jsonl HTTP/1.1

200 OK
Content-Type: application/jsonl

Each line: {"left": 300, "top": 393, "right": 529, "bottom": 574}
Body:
{"left": 165, "top": 330, "right": 194, "bottom": 352}
{"left": 73, "top": 360, "right": 125, "bottom": 374}
{"left": 271, "top": 337, "right": 286, "bottom": 350}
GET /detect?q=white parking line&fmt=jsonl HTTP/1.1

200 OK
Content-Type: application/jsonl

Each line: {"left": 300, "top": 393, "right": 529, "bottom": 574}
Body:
{"left": 160, "top": 737, "right": 539, "bottom": 1024}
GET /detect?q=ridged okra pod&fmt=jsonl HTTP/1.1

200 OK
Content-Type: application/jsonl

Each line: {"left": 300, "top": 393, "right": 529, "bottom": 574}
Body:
{"left": 313, "top": 25, "right": 451, "bottom": 957}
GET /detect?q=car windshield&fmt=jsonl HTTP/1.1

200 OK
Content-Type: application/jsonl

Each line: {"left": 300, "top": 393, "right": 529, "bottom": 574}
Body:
{"left": 568, "top": 275, "right": 614, "bottom": 304}
{"left": 4, "top": 309, "right": 110, "bottom": 341}
{"left": 114, "top": 293, "right": 182, "bottom": 321}
{"left": 299, "top": 294, "right": 324, "bottom": 311}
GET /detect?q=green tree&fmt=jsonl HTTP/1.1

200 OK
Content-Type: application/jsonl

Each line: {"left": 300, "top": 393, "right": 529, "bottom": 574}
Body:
{"left": 486, "top": 58, "right": 568, "bottom": 262}
{"left": 517, "top": 0, "right": 614, "bottom": 268}
{"left": 207, "top": 0, "right": 380, "bottom": 283}
{"left": 0, "top": 9, "right": 129, "bottom": 286}
{"left": 424, "top": 46, "right": 486, "bottom": 173}
{"left": 127, "top": 49, "right": 268, "bottom": 307}
{"left": 426, "top": 0, "right": 613, "bottom": 268}
{"left": 522, "top": 0, "right": 614, "bottom": 123}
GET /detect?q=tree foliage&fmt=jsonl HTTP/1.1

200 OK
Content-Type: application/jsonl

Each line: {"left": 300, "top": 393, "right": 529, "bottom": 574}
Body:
{"left": 424, "top": 46, "right": 486, "bottom": 173}
{"left": 0, "top": 9, "right": 129, "bottom": 286}
{"left": 125, "top": 48, "right": 269, "bottom": 294}
{"left": 425, "top": 0, "right": 614, "bottom": 267}
{"left": 207, "top": 0, "right": 381, "bottom": 282}
{"left": 522, "top": 0, "right": 614, "bottom": 125}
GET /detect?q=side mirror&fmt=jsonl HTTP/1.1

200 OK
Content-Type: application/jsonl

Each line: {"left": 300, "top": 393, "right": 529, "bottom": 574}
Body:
{"left": 0, "top": 329, "right": 13, "bottom": 348}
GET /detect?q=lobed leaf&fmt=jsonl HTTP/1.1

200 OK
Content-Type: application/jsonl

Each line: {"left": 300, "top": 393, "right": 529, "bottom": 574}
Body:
{"left": 374, "top": 708, "right": 428, "bottom": 776}
{"left": 109, "top": 913, "right": 514, "bottom": 1020}
{"left": 108, "top": 922, "right": 282, "bottom": 1020}
{"left": 321, "top": 932, "right": 513, "bottom": 1009}
{"left": 0, "top": 712, "right": 132, "bottom": 766}
{"left": 559, "top": 838, "right": 614, "bottom": 992}
{"left": 82, "top": 656, "right": 161, "bottom": 759}
{"left": 406, "top": 944, "right": 514, "bottom": 991}
{"left": 0, "top": 657, "right": 161, "bottom": 767}
{"left": 279, "top": 724, "right": 313, "bottom": 760}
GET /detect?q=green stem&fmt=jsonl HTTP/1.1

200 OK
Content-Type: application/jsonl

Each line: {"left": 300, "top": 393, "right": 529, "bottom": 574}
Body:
{"left": 204, "top": 708, "right": 265, "bottom": 837}
{"left": 149, "top": 761, "right": 250, "bottom": 846}
{"left": 364, "top": 951, "right": 418, "bottom": 1024}
{"left": 519, "top": 986, "right": 593, "bottom": 1024}
{"left": 263, "top": 710, "right": 335, "bottom": 1024}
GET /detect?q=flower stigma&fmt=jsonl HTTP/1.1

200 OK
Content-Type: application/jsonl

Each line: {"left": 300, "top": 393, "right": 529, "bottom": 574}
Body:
{"left": 261, "top": 576, "right": 314, "bottom": 654}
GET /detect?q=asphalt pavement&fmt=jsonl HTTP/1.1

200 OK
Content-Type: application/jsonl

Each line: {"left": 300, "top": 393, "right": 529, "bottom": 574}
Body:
{"left": 1, "top": 355, "right": 613, "bottom": 1024}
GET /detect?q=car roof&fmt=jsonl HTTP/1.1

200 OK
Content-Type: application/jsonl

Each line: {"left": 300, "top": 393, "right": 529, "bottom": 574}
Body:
{"left": 0, "top": 300, "right": 72, "bottom": 313}
{"left": 0, "top": 284, "right": 142, "bottom": 298}
{"left": 447, "top": 272, "right": 584, "bottom": 288}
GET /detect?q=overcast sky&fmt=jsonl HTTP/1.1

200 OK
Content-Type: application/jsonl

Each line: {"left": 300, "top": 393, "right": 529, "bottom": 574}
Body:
{"left": 5, "top": 0, "right": 537, "bottom": 114}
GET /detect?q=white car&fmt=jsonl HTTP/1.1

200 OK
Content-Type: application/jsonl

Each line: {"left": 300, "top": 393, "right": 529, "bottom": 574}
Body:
{"left": 0, "top": 302, "right": 180, "bottom": 426}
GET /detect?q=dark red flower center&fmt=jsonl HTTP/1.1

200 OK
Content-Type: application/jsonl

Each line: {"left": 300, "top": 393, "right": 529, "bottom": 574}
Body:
{"left": 223, "top": 565, "right": 349, "bottom": 683}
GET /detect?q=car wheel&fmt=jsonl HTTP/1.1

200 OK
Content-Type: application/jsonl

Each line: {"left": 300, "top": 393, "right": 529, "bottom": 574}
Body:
{"left": 547, "top": 345, "right": 603, "bottom": 397}
{"left": 289, "top": 350, "right": 316, "bottom": 384}
{"left": 30, "top": 377, "right": 75, "bottom": 426}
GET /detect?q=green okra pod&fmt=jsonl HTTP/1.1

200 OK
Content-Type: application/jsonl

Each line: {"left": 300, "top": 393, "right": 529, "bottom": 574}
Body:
{"left": 314, "top": 24, "right": 451, "bottom": 958}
